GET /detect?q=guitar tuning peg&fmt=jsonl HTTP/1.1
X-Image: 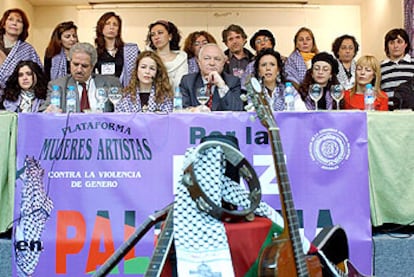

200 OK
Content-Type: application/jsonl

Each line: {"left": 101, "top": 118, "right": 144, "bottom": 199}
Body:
{"left": 244, "top": 103, "right": 254, "bottom": 111}
{"left": 249, "top": 114, "right": 257, "bottom": 122}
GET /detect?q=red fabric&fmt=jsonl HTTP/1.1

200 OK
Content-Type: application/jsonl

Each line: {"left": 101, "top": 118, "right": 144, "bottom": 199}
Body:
{"left": 160, "top": 217, "right": 272, "bottom": 277}
{"left": 225, "top": 217, "right": 273, "bottom": 277}
{"left": 80, "top": 83, "right": 90, "bottom": 112}
{"left": 343, "top": 89, "right": 389, "bottom": 111}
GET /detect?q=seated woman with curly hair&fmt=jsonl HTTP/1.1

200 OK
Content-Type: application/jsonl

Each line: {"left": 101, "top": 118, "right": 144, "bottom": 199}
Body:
{"left": 1, "top": 60, "right": 47, "bottom": 112}
{"left": 116, "top": 51, "right": 173, "bottom": 113}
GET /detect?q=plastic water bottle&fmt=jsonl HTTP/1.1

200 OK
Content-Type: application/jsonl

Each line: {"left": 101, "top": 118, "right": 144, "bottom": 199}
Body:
{"left": 284, "top": 82, "right": 295, "bottom": 111}
{"left": 66, "top": 85, "right": 77, "bottom": 113}
{"left": 364, "top": 84, "right": 375, "bottom": 111}
{"left": 50, "top": 85, "right": 61, "bottom": 108}
{"left": 173, "top": 87, "right": 183, "bottom": 112}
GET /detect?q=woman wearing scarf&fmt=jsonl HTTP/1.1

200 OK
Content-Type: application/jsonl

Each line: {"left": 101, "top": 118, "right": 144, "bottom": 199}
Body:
{"left": 1, "top": 60, "right": 47, "bottom": 112}
{"left": 94, "top": 12, "right": 140, "bottom": 88}
{"left": 0, "top": 8, "right": 42, "bottom": 100}
{"left": 284, "top": 27, "right": 319, "bottom": 90}
{"left": 44, "top": 21, "right": 78, "bottom": 82}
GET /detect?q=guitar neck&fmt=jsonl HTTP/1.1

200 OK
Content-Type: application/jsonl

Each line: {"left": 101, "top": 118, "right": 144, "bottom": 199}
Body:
{"left": 93, "top": 204, "right": 172, "bottom": 277}
{"left": 269, "top": 127, "right": 308, "bottom": 276}
{"left": 144, "top": 208, "right": 174, "bottom": 277}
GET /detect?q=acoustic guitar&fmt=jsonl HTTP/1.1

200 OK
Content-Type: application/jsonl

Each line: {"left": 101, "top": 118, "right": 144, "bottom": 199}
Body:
{"left": 247, "top": 78, "right": 366, "bottom": 277}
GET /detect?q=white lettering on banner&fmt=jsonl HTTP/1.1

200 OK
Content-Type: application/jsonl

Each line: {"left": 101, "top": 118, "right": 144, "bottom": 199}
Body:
{"left": 84, "top": 180, "right": 118, "bottom": 188}
{"left": 173, "top": 154, "right": 279, "bottom": 195}
{"left": 97, "top": 171, "right": 142, "bottom": 178}
{"left": 48, "top": 171, "right": 82, "bottom": 178}
{"left": 252, "top": 155, "right": 279, "bottom": 195}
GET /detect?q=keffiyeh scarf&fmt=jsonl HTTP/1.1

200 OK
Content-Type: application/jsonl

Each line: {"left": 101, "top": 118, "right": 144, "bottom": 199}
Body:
{"left": 174, "top": 145, "right": 284, "bottom": 276}
{"left": 14, "top": 156, "right": 53, "bottom": 276}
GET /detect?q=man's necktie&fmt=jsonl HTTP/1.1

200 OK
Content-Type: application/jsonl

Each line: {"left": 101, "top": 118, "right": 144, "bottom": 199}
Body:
{"left": 80, "top": 83, "right": 90, "bottom": 112}
{"left": 206, "top": 83, "right": 213, "bottom": 110}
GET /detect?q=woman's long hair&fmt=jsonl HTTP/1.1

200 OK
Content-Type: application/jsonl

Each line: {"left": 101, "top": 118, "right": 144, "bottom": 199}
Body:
{"left": 183, "top": 31, "right": 217, "bottom": 58}
{"left": 3, "top": 60, "right": 47, "bottom": 102}
{"left": 0, "top": 9, "right": 30, "bottom": 47}
{"left": 45, "top": 21, "right": 78, "bottom": 58}
{"left": 124, "top": 51, "right": 173, "bottom": 104}
{"left": 292, "top": 26, "right": 319, "bottom": 54}
{"left": 95, "top": 12, "right": 125, "bottom": 56}
{"left": 146, "top": 20, "right": 181, "bottom": 51}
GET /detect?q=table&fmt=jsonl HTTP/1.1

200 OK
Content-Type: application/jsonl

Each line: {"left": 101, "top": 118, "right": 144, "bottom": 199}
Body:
{"left": 368, "top": 111, "right": 414, "bottom": 226}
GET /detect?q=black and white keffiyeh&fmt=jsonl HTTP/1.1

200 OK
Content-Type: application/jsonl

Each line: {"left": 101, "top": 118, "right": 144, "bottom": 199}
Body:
{"left": 14, "top": 156, "right": 53, "bottom": 277}
{"left": 174, "top": 145, "right": 284, "bottom": 276}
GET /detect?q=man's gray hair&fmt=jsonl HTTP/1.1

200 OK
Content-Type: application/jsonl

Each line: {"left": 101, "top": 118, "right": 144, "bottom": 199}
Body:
{"left": 198, "top": 43, "right": 225, "bottom": 60}
{"left": 69, "top": 42, "right": 98, "bottom": 66}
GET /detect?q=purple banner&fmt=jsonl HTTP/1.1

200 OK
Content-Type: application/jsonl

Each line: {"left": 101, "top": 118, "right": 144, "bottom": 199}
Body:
{"left": 13, "top": 111, "right": 371, "bottom": 276}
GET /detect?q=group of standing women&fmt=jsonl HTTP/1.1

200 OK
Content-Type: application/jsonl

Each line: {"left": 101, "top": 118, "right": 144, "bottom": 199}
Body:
{"left": 0, "top": 9, "right": 189, "bottom": 113}
{"left": 0, "top": 8, "right": 401, "bottom": 113}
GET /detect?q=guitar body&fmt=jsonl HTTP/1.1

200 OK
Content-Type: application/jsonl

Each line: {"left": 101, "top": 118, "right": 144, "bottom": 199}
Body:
{"left": 248, "top": 77, "right": 366, "bottom": 277}
{"left": 258, "top": 235, "right": 322, "bottom": 277}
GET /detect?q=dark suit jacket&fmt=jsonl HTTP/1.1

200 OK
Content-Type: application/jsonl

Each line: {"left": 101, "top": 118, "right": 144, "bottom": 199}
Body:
{"left": 40, "top": 73, "right": 121, "bottom": 112}
{"left": 179, "top": 72, "right": 244, "bottom": 111}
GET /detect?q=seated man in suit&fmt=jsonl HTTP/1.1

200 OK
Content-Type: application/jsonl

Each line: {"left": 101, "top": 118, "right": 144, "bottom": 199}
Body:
{"left": 180, "top": 43, "right": 244, "bottom": 111}
{"left": 40, "top": 42, "right": 121, "bottom": 113}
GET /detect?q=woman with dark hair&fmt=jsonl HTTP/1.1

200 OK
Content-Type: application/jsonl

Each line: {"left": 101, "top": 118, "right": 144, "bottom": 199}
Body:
{"left": 44, "top": 21, "right": 78, "bottom": 82}
{"left": 116, "top": 51, "right": 173, "bottom": 113}
{"left": 1, "top": 60, "right": 47, "bottom": 112}
{"left": 146, "top": 20, "right": 188, "bottom": 89}
{"left": 253, "top": 48, "right": 306, "bottom": 111}
{"left": 94, "top": 12, "right": 140, "bottom": 88}
{"left": 298, "top": 52, "right": 340, "bottom": 110}
{"left": 0, "top": 8, "right": 42, "bottom": 99}
{"left": 183, "top": 30, "right": 217, "bottom": 74}
{"left": 380, "top": 28, "right": 414, "bottom": 110}
{"left": 284, "top": 27, "right": 319, "bottom": 90}
{"left": 332, "top": 34, "right": 359, "bottom": 90}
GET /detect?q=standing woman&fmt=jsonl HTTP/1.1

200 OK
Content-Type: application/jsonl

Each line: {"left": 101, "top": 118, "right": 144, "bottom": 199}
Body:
{"left": 343, "top": 55, "right": 388, "bottom": 111}
{"left": 284, "top": 27, "right": 319, "bottom": 90}
{"left": 1, "top": 60, "right": 47, "bottom": 112}
{"left": 0, "top": 9, "right": 42, "bottom": 98}
{"left": 146, "top": 20, "right": 188, "bottom": 89}
{"left": 116, "top": 51, "right": 173, "bottom": 113}
{"left": 332, "top": 34, "right": 359, "bottom": 90}
{"left": 94, "top": 12, "right": 139, "bottom": 88}
{"left": 254, "top": 48, "right": 306, "bottom": 111}
{"left": 183, "top": 30, "right": 216, "bottom": 74}
{"left": 44, "top": 21, "right": 78, "bottom": 82}
{"left": 298, "top": 52, "right": 339, "bottom": 110}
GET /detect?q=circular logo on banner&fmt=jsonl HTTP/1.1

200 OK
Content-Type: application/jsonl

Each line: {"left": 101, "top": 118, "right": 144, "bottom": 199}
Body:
{"left": 309, "top": 128, "right": 350, "bottom": 170}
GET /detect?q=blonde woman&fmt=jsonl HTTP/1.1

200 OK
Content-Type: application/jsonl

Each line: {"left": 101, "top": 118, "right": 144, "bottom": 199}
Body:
{"left": 116, "top": 51, "right": 173, "bottom": 112}
{"left": 343, "top": 55, "right": 388, "bottom": 111}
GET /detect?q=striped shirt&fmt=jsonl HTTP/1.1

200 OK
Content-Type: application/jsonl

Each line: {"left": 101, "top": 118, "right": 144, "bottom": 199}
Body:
{"left": 380, "top": 54, "right": 414, "bottom": 100}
